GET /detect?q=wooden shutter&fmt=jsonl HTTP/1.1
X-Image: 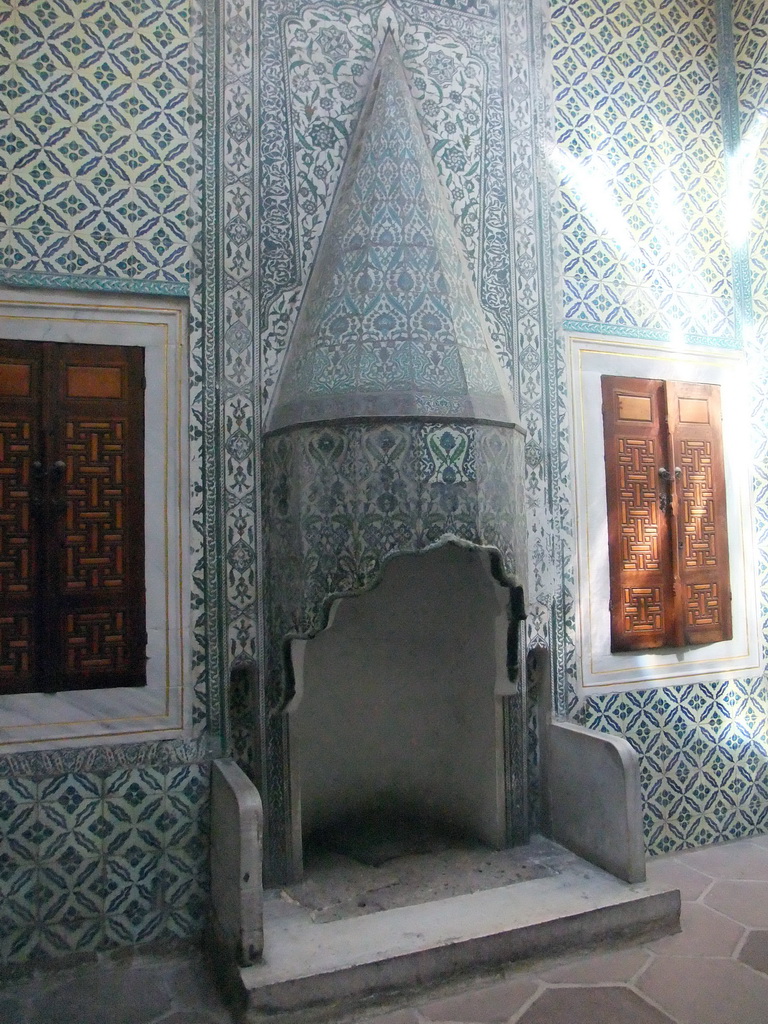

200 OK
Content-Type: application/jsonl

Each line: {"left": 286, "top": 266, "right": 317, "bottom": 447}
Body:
{"left": 0, "top": 340, "right": 145, "bottom": 694}
{"left": 601, "top": 375, "right": 731, "bottom": 652}
{"left": 601, "top": 376, "right": 675, "bottom": 651}
{"left": 664, "top": 380, "right": 732, "bottom": 645}
{"left": 0, "top": 342, "right": 44, "bottom": 693}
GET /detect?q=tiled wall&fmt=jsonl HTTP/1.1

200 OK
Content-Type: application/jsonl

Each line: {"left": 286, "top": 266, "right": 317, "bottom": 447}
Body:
{"left": 1, "top": 0, "right": 194, "bottom": 292}
{"left": 0, "top": 754, "right": 209, "bottom": 962}
{"left": 0, "top": 0, "right": 215, "bottom": 965}
{"left": 1, "top": 0, "right": 767, "bottom": 968}
{"left": 550, "top": 0, "right": 768, "bottom": 854}
{"left": 551, "top": 0, "right": 733, "bottom": 344}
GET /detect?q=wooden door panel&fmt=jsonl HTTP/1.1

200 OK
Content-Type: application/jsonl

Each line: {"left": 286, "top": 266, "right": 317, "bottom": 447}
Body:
{"left": 602, "top": 374, "right": 731, "bottom": 652}
{"left": 62, "top": 418, "right": 129, "bottom": 592}
{"left": 602, "top": 376, "right": 675, "bottom": 651}
{"left": 665, "top": 380, "right": 731, "bottom": 645}
{"left": 0, "top": 342, "right": 43, "bottom": 694}
{"left": 0, "top": 339, "right": 145, "bottom": 693}
{"left": 55, "top": 344, "right": 145, "bottom": 689}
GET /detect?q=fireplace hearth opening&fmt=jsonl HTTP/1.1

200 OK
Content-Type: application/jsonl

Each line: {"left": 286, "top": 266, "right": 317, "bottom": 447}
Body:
{"left": 288, "top": 542, "right": 526, "bottom": 881}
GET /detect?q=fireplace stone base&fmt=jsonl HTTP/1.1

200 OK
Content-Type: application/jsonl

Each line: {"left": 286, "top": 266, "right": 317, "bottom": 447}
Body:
{"left": 226, "top": 842, "right": 679, "bottom": 1024}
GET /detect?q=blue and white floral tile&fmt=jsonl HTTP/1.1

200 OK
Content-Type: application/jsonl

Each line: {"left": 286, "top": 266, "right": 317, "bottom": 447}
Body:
{"left": 0, "top": 0, "right": 194, "bottom": 288}
{"left": 577, "top": 677, "right": 768, "bottom": 855}
{"left": 0, "top": 758, "right": 211, "bottom": 964}
{"left": 550, "top": 0, "right": 735, "bottom": 344}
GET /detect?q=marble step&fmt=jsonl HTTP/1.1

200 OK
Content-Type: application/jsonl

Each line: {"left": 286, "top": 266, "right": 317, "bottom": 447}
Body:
{"left": 236, "top": 856, "right": 680, "bottom": 1024}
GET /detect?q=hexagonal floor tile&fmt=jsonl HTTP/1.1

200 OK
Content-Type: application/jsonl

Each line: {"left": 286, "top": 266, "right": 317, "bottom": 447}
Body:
{"left": 703, "top": 880, "right": 768, "bottom": 927}
{"left": 536, "top": 949, "right": 651, "bottom": 984}
{"left": 515, "top": 986, "right": 674, "bottom": 1024}
{"left": 738, "top": 930, "right": 768, "bottom": 976}
{"left": 366, "top": 1010, "right": 421, "bottom": 1024}
{"left": 644, "top": 856, "right": 715, "bottom": 900}
{"left": 679, "top": 841, "right": 768, "bottom": 881}
{"left": 638, "top": 956, "right": 768, "bottom": 1024}
{"left": 646, "top": 900, "right": 745, "bottom": 956}
{"left": 419, "top": 976, "right": 539, "bottom": 1022}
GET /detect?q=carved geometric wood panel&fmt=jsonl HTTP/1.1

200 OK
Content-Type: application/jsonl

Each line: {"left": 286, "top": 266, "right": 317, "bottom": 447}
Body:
{"left": 666, "top": 379, "right": 731, "bottom": 645}
{"left": 0, "top": 418, "right": 34, "bottom": 596}
{"left": 684, "top": 581, "right": 723, "bottom": 628}
{"left": 0, "top": 341, "right": 42, "bottom": 693}
{"left": 65, "top": 610, "right": 128, "bottom": 673}
{"left": 617, "top": 437, "right": 661, "bottom": 571}
{"left": 63, "top": 420, "right": 128, "bottom": 592}
{"left": 602, "top": 375, "right": 672, "bottom": 651}
{"left": 602, "top": 375, "right": 731, "bottom": 651}
{"left": 678, "top": 438, "right": 717, "bottom": 568}
{"left": 622, "top": 585, "right": 664, "bottom": 634}
{"left": 0, "top": 612, "right": 32, "bottom": 678}
{"left": 0, "top": 339, "right": 145, "bottom": 694}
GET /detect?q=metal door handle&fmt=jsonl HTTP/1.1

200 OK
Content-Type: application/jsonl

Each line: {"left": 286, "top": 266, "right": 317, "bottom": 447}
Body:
{"left": 658, "top": 466, "right": 681, "bottom": 512}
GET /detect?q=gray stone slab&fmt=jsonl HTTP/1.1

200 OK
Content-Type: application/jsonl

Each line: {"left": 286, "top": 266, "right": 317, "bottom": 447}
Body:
{"left": 545, "top": 721, "right": 645, "bottom": 883}
{"left": 239, "top": 853, "right": 679, "bottom": 1023}
{"left": 210, "top": 759, "right": 264, "bottom": 966}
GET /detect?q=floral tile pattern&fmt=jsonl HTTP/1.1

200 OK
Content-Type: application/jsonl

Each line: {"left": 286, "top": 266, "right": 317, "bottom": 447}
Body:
{"left": 576, "top": 680, "right": 768, "bottom": 855}
{"left": 267, "top": 38, "right": 517, "bottom": 431}
{"left": 0, "top": 760, "right": 210, "bottom": 963}
{"left": 0, "top": 0, "right": 194, "bottom": 290}
{"left": 260, "top": 2, "right": 514, "bottom": 406}
{"left": 550, "top": 0, "right": 734, "bottom": 343}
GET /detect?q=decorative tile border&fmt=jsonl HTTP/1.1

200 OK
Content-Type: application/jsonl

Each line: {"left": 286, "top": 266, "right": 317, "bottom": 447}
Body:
{"left": 220, "top": 0, "right": 262, "bottom": 745}
{"left": 0, "top": 270, "right": 189, "bottom": 296}
{"left": 0, "top": 737, "right": 210, "bottom": 781}
{"left": 562, "top": 317, "right": 743, "bottom": 350}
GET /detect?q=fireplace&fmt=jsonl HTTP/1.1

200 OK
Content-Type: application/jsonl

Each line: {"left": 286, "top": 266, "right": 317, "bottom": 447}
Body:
{"left": 290, "top": 543, "right": 524, "bottom": 867}
{"left": 259, "top": 38, "right": 528, "bottom": 883}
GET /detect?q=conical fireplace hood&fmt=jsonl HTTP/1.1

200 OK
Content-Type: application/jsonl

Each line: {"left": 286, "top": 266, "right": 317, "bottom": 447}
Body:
{"left": 266, "top": 36, "right": 519, "bottom": 434}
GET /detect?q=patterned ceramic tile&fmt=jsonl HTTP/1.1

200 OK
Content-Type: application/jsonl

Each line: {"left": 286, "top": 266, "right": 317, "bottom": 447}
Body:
{"left": 36, "top": 917, "right": 104, "bottom": 957}
{"left": 577, "top": 678, "right": 768, "bottom": 854}
{"left": 550, "top": 0, "right": 734, "bottom": 343}
{"left": 0, "top": 759, "right": 210, "bottom": 964}
{"left": 0, "top": 0, "right": 194, "bottom": 289}
{"left": 733, "top": 0, "right": 768, "bottom": 324}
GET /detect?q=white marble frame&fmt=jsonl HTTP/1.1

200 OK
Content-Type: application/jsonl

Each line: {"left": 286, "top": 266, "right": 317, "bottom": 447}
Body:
{"left": 0, "top": 288, "right": 190, "bottom": 750}
{"left": 569, "top": 332, "right": 761, "bottom": 693}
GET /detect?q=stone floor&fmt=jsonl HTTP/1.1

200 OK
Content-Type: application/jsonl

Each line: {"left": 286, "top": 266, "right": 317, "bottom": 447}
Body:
{"left": 4, "top": 832, "right": 768, "bottom": 1024}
